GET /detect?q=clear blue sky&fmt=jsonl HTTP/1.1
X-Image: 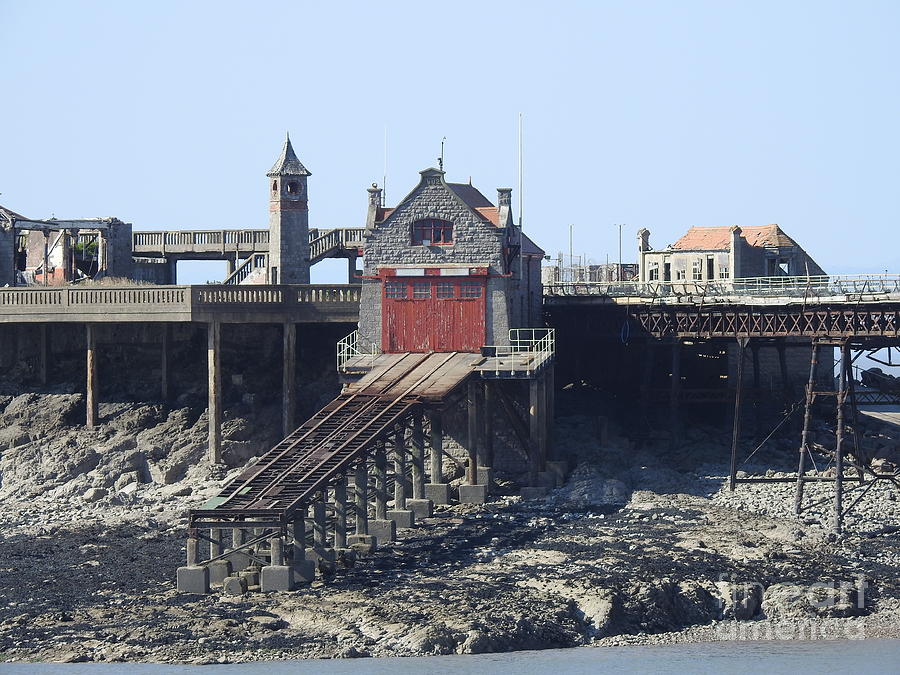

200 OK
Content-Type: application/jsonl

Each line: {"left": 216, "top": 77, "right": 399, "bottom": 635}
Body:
{"left": 2, "top": 0, "right": 898, "bottom": 283}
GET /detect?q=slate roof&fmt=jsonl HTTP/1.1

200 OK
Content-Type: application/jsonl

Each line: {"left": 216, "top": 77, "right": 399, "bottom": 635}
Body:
{"left": 447, "top": 182, "right": 494, "bottom": 209}
{"left": 267, "top": 134, "right": 310, "bottom": 177}
{"left": 673, "top": 225, "right": 799, "bottom": 251}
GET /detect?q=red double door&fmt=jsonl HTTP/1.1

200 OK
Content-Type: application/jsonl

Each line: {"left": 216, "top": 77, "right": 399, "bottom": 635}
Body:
{"left": 381, "top": 275, "right": 486, "bottom": 353}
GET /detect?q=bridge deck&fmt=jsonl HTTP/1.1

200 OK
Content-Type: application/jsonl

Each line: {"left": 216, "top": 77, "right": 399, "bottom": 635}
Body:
{"left": 191, "top": 352, "right": 478, "bottom": 527}
{"left": 0, "top": 284, "right": 360, "bottom": 324}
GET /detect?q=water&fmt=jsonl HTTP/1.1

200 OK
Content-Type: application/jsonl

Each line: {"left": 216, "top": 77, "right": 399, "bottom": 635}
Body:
{"left": 5, "top": 640, "right": 900, "bottom": 674}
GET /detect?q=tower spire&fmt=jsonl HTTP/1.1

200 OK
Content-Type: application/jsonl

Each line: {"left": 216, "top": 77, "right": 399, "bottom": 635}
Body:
{"left": 268, "top": 133, "right": 310, "bottom": 177}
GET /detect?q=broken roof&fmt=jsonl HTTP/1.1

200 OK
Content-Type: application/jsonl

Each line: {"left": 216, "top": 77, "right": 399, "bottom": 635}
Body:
{"left": 0, "top": 205, "right": 28, "bottom": 224}
{"left": 673, "top": 224, "right": 799, "bottom": 251}
{"left": 267, "top": 134, "right": 311, "bottom": 177}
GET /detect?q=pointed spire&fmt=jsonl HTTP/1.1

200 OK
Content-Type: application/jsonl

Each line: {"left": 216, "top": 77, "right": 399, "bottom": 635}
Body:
{"left": 267, "top": 132, "right": 311, "bottom": 177}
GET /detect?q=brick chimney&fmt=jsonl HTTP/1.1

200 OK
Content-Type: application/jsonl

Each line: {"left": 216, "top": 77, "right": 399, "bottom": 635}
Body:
{"left": 366, "top": 184, "right": 382, "bottom": 231}
{"left": 496, "top": 188, "right": 513, "bottom": 227}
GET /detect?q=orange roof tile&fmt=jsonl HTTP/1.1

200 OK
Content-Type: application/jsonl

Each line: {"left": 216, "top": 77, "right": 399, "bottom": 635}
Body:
{"left": 475, "top": 206, "right": 500, "bottom": 225}
{"left": 672, "top": 225, "right": 798, "bottom": 250}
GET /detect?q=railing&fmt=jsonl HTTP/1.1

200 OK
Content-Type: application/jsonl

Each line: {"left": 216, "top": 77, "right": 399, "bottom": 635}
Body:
{"left": 336, "top": 329, "right": 380, "bottom": 370}
{"left": 480, "top": 328, "right": 556, "bottom": 377}
{"left": 0, "top": 284, "right": 362, "bottom": 319}
{"left": 223, "top": 253, "right": 268, "bottom": 285}
{"left": 544, "top": 274, "right": 900, "bottom": 300}
{"left": 132, "top": 229, "right": 270, "bottom": 252}
{"left": 309, "top": 228, "right": 365, "bottom": 263}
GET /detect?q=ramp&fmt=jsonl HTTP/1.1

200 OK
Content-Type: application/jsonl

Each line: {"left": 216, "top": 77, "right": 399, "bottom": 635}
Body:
{"left": 190, "top": 352, "right": 480, "bottom": 529}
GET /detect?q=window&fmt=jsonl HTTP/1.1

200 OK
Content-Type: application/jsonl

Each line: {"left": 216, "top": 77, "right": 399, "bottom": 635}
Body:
{"left": 436, "top": 282, "right": 455, "bottom": 298}
{"left": 459, "top": 281, "right": 482, "bottom": 298}
{"left": 412, "top": 282, "right": 431, "bottom": 299}
{"left": 719, "top": 266, "right": 730, "bottom": 279}
{"left": 692, "top": 260, "right": 702, "bottom": 281}
{"left": 648, "top": 263, "right": 659, "bottom": 281}
{"left": 287, "top": 181, "right": 298, "bottom": 194}
{"left": 272, "top": 180, "right": 278, "bottom": 192}
{"left": 385, "top": 282, "right": 407, "bottom": 299}
{"left": 676, "top": 269, "right": 686, "bottom": 280}
{"left": 412, "top": 219, "right": 453, "bottom": 245}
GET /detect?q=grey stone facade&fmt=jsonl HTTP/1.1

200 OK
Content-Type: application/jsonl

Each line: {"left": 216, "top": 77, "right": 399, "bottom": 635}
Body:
{"left": 0, "top": 209, "right": 16, "bottom": 286}
{"left": 358, "top": 168, "right": 544, "bottom": 351}
{"left": 267, "top": 135, "right": 310, "bottom": 285}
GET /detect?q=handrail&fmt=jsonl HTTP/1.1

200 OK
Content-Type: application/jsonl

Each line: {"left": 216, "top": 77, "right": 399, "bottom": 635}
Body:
{"left": 480, "top": 328, "right": 555, "bottom": 377}
{"left": 222, "top": 253, "right": 268, "bottom": 285}
{"left": 336, "top": 329, "right": 380, "bottom": 370}
{"left": 544, "top": 274, "right": 900, "bottom": 300}
{"left": 310, "top": 228, "right": 365, "bottom": 263}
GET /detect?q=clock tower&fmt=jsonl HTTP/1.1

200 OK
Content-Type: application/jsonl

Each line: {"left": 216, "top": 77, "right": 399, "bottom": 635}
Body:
{"left": 267, "top": 133, "right": 311, "bottom": 284}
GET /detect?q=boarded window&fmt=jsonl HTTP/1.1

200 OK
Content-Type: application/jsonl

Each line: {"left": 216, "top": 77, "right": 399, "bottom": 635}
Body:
{"left": 412, "top": 219, "right": 454, "bottom": 245}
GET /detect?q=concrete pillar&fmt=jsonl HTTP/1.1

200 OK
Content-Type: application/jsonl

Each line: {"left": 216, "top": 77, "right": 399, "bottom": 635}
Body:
{"left": 312, "top": 493, "right": 327, "bottom": 553}
{"left": 270, "top": 535, "right": 284, "bottom": 566}
{"left": 160, "top": 323, "right": 170, "bottom": 403}
{"left": 229, "top": 527, "right": 250, "bottom": 573}
{"left": 176, "top": 528, "right": 210, "bottom": 594}
{"left": 38, "top": 323, "right": 49, "bottom": 386}
{"left": 292, "top": 508, "right": 307, "bottom": 559}
{"left": 425, "top": 411, "right": 450, "bottom": 505}
{"left": 354, "top": 461, "right": 368, "bottom": 535}
{"left": 669, "top": 339, "right": 682, "bottom": 449}
{"left": 226, "top": 257, "right": 236, "bottom": 277}
{"left": 97, "top": 233, "right": 107, "bottom": 276}
{"left": 86, "top": 323, "right": 98, "bottom": 428}
{"left": 207, "top": 321, "right": 222, "bottom": 464}
{"left": 466, "top": 380, "right": 479, "bottom": 485}
{"left": 411, "top": 415, "right": 425, "bottom": 499}
{"left": 282, "top": 322, "right": 296, "bottom": 437}
{"left": 42, "top": 231, "right": 49, "bottom": 285}
{"left": 333, "top": 479, "right": 347, "bottom": 550}
{"left": 481, "top": 381, "right": 494, "bottom": 471}
{"left": 387, "top": 430, "right": 414, "bottom": 529}
{"left": 347, "top": 253, "right": 358, "bottom": 283}
{"left": 61, "top": 230, "right": 73, "bottom": 282}
{"left": 208, "top": 528, "right": 231, "bottom": 584}
{"left": 393, "top": 430, "right": 408, "bottom": 510}
{"left": 374, "top": 442, "right": 387, "bottom": 520}
{"left": 186, "top": 533, "right": 199, "bottom": 566}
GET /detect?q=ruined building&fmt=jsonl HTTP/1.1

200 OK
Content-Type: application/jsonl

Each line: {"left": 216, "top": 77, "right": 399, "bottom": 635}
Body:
{"left": 637, "top": 224, "right": 825, "bottom": 283}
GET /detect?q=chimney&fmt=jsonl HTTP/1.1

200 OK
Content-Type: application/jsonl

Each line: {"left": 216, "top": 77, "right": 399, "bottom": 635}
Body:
{"left": 637, "top": 228, "right": 650, "bottom": 282}
{"left": 366, "top": 184, "right": 382, "bottom": 230}
{"left": 729, "top": 226, "right": 743, "bottom": 280}
{"left": 496, "top": 188, "right": 513, "bottom": 227}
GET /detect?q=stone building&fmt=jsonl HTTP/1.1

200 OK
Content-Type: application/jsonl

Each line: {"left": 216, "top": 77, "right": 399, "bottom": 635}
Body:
{"left": 357, "top": 167, "right": 544, "bottom": 353}
{"left": 637, "top": 224, "right": 825, "bottom": 283}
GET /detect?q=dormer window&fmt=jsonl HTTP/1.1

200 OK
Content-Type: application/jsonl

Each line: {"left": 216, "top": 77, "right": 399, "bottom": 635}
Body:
{"left": 412, "top": 219, "right": 453, "bottom": 246}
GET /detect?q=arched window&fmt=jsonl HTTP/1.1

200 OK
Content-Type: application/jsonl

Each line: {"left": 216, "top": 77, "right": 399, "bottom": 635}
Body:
{"left": 287, "top": 181, "right": 298, "bottom": 194}
{"left": 411, "top": 219, "right": 453, "bottom": 246}
{"left": 272, "top": 180, "right": 278, "bottom": 192}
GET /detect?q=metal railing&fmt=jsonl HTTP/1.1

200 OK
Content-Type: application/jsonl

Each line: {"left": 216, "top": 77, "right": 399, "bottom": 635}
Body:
{"left": 543, "top": 274, "right": 900, "bottom": 300}
{"left": 480, "top": 328, "right": 555, "bottom": 377}
{"left": 336, "top": 329, "right": 380, "bottom": 370}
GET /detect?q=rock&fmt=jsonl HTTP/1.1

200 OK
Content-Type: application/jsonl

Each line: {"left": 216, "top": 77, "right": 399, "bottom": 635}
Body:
{"left": 714, "top": 581, "right": 762, "bottom": 620}
{"left": 762, "top": 581, "right": 867, "bottom": 619}
{"left": 0, "top": 425, "right": 30, "bottom": 449}
{"left": 82, "top": 487, "right": 108, "bottom": 503}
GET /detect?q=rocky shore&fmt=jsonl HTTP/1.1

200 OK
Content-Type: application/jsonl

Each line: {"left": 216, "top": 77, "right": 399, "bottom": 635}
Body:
{"left": 1, "top": 394, "right": 898, "bottom": 664}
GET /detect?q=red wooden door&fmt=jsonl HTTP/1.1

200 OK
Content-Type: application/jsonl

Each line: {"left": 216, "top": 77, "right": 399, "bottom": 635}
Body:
{"left": 382, "top": 277, "right": 486, "bottom": 353}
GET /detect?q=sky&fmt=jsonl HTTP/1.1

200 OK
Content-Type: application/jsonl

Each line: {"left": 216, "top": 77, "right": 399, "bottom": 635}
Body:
{"left": 1, "top": 0, "right": 899, "bottom": 284}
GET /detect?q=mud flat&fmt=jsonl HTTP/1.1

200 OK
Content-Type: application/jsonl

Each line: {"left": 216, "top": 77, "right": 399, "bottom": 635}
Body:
{"left": 0, "top": 397, "right": 898, "bottom": 664}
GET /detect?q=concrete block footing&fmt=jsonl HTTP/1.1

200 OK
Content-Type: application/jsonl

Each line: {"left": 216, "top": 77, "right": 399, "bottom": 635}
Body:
{"left": 459, "top": 484, "right": 489, "bottom": 504}
{"left": 239, "top": 569, "right": 260, "bottom": 587}
{"left": 260, "top": 565, "right": 296, "bottom": 592}
{"left": 209, "top": 560, "right": 233, "bottom": 586}
{"left": 425, "top": 483, "right": 451, "bottom": 505}
{"left": 176, "top": 566, "right": 210, "bottom": 594}
{"left": 307, "top": 548, "right": 336, "bottom": 574}
{"left": 227, "top": 551, "right": 251, "bottom": 573}
{"left": 407, "top": 498, "right": 434, "bottom": 520}
{"left": 223, "top": 575, "right": 248, "bottom": 596}
{"left": 545, "top": 461, "right": 569, "bottom": 487}
{"left": 387, "top": 509, "right": 415, "bottom": 530}
{"left": 537, "top": 471, "right": 557, "bottom": 489}
{"left": 291, "top": 559, "right": 317, "bottom": 584}
{"left": 477, "top": 467, "right": 494, "bottom": 488}
{"left": 520, "top": 486, "right": 549, "bottom": 500}
{"left": 368, "top": 519, "right": 396, "bottom": 547}
{"left": 347, "top": 534, "right": 377, "bottom": 554}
